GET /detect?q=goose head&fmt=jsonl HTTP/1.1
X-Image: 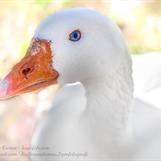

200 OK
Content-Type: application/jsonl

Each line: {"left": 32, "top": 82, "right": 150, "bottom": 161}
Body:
{"left": 0, "top": 8, "right": 133, "bottom": 104}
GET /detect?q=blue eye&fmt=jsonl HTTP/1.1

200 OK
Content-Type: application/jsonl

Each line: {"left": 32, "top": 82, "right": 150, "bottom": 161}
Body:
{"left": 69, "top": 30, "right": 81, "bottom": 42}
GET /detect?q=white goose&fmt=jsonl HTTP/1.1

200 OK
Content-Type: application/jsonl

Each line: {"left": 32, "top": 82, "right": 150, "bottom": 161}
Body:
{"left": 0, "top": 8, "right": 161, "bottom": 161}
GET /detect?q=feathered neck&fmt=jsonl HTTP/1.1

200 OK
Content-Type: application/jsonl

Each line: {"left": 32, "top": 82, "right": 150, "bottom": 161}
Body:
{"left": 82, "top": 54, "right": 133, "bottom": 145}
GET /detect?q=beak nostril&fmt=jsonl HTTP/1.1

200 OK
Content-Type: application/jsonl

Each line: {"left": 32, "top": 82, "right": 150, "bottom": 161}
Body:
{"left": 22, "top": 67, "right": 32, "bottom": 77}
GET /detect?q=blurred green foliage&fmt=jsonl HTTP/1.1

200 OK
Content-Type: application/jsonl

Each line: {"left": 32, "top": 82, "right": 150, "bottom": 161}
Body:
{"left": 35, "top": 0, "right": 53, "bottom": 7}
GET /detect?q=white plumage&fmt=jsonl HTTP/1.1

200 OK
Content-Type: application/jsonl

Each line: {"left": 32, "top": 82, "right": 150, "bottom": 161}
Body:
{"left": 12, "top": 8, "right": 161, "bottom": 161}
{"left": 1, "top": 7, "right": 161, "bottom": 161}
{"left": 133, "top": 52, "right": 161, "bottom": 108}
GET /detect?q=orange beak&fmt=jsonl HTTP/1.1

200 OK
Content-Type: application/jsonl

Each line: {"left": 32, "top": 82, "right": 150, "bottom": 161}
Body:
{"left": 0, "top": 38, "right": 59, "bottom": 99}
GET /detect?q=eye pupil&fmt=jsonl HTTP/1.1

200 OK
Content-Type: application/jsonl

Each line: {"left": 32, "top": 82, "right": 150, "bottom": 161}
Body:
{"left": 69, "top": 30, "right": 81, "bottom": 41}
{"left": 73, "top": 32, "right": 78, "bottom": 39}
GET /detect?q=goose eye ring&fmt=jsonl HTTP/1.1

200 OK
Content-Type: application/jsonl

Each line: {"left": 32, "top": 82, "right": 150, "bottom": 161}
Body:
{"left": 69, "top": 30, "right": 81, "bottom": 41}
